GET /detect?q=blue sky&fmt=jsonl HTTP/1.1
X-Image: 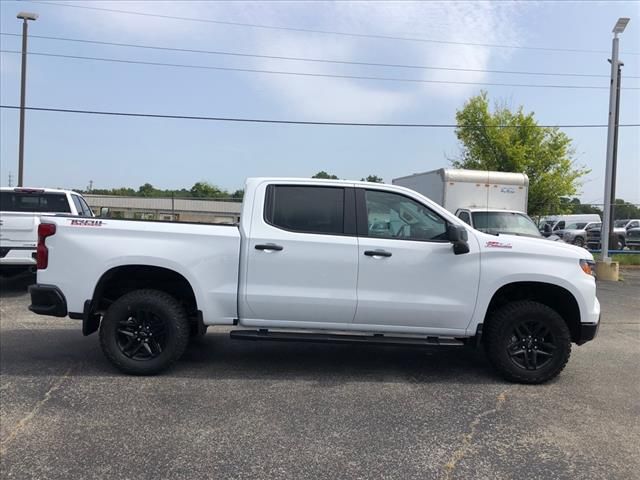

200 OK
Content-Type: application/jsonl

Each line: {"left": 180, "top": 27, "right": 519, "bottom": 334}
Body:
{"left": 1, "top": 0, "right": 639, "bottom": 203}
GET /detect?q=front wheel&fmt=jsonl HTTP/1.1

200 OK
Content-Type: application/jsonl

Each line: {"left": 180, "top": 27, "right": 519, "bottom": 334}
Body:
{"left": 572, "top": 237, "right": 585, "bottom": 248}
{"left": 484, "top": 301, "right": 571, "bottom": 384}
{"left": 99, "top": 289, "right": 190, "bottom": 375}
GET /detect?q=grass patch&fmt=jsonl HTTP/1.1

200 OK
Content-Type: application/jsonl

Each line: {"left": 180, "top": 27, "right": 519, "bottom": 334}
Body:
{"left": 593, "top": 253, "right": 640, "bottom": 266}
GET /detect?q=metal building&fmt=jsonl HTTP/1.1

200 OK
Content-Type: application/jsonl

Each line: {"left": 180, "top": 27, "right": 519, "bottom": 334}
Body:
{"left": 84, "top": 195, "right": 242, "bottom": 224}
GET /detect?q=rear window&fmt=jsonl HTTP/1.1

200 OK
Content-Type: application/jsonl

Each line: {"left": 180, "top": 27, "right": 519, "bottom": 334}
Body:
{"left": 0, "top": 191, "right": 71, "bottom": 213}
{"left": 265, "top": 185, "right": 344, "bottom": 235}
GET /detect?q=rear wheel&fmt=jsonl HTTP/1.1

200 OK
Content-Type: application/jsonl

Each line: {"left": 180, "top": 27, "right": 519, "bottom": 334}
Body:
{"left": 99, "top": 289, "right": 190, "bottom": 375}
{"left": 484, "top": 301, "right": 571, "bottom": 384}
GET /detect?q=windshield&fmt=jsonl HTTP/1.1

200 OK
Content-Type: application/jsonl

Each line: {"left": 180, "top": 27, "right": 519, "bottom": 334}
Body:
{"left": 472, "top": 211, "right": 542, "bottom": 237}
{"left": 614, "top": 220, "right": 628, "bottom": 228}
{"left": 565, "top": 222, "right": 587, "bottom": 230}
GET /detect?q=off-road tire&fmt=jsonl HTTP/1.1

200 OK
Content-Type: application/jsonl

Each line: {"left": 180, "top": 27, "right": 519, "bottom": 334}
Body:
{"left": 484, "top": 301, "right": 571, "bottom": 384}
{"left": 99, "top": 289, "right": 190, "bottom": 375}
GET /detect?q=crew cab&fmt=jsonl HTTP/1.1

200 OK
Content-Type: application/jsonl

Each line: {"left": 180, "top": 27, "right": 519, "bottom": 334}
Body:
{"left": 29, "top": 178, "right": 600, "bottom": 383}
{"left": 0, "top": 187, "right": 93, "bottom": 276}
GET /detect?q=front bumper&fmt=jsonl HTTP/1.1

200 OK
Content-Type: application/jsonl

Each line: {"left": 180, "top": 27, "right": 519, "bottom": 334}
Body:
{"left": 576, "top": 317, "right": 600, "bottom": 345}
{"left": 29, "top": 284, "right": 68, "bottom": 317}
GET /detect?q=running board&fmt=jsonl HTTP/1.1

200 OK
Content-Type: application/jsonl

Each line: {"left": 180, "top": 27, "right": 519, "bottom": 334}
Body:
{"left": 229, "top": 330, "right": 465, "bottom": 347}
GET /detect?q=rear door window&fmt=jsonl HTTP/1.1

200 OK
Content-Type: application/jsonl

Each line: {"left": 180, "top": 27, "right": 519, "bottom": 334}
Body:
{"left": 0, "top": 192, "right": 71, "bottom": 213}
{"left": 265, "top": 185, "right": 345, "bottom": 235}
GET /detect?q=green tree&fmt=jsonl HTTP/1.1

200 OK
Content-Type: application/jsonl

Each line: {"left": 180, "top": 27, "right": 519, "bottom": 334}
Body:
{"left": 312, "top": 171, "right": 339, "bottom": 179}
{"left": 613, "top": 199, "right": 640, "bottom": 220}
{"left": 231, "top": 189, "right": 244, "bottom": 200}
{"left": 361, "top": 175, "right": 384, "bottom": 183}
{"left": 138, "top": 183, "right": 156, "bottom": 197}
{"left": 560, "top": 197, "right": 603, "bottom": 215}
{"left": 453, "top": 92, "right": 589, "bottom": 216}
{"left": 190, "top": 181, "right": 227, "bottom": 198}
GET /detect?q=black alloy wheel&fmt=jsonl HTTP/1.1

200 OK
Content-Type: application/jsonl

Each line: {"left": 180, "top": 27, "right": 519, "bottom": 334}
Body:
{"left": 116, "top": 310, "right": 167, "bottom": 360}
{"left": 507, "top": 320, "right": 556, "bottom": 371}
{"left": 99, "top": 289, "right": 190, "bottom": 375}
{"left": 484, "top": 300, "right": 571, "bottom": 384}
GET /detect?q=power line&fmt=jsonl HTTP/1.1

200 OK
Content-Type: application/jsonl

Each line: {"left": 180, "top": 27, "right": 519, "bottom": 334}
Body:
{"left": 3, "top": 32, "right": 635, "bottom": 79}
{"left": 2, "top": 105, "right": 638, "bottom": 128}
{"left": 2, "top": 49, "right": 633, "bottom": 90}
{"left": 27, "top": 0, "right": 640, "bottom": 56}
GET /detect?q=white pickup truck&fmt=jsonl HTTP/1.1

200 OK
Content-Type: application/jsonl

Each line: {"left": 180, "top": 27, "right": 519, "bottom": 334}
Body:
{"left": 29, "top": 178, "right": 600, "bottom": 383}
{"left": 0, "top": 187, "right": 93, "bottom": 276}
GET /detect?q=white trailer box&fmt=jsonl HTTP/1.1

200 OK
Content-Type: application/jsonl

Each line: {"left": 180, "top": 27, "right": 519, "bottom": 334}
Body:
{"left": 392, "top": 169, "right": 529, "bottom": 213}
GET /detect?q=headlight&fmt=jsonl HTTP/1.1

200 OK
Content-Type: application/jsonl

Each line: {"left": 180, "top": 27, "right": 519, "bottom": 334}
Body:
{"left": 580, "top": 259, "right": 596, "bottom": 276}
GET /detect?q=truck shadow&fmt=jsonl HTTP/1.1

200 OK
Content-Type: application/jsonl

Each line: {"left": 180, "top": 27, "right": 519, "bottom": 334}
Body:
{"left": 0, "top": 329, "right": 500, "bottom": 385}
{"left": 0, "top": 271, "right": 36, "bottom": 298}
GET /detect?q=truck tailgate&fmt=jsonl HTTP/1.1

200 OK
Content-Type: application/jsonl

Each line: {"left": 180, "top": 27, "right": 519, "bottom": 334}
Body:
{"left": 0, "top": 212, "right": 39, "bottom": 247}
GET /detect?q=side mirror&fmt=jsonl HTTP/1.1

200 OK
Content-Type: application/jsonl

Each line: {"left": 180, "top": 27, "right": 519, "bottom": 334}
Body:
{"left": 448, "top": 225, "right": 470, "bottom": 255}
{"left": 543, "top": 224, "right": 552, "bottom": 233}
{"left": 100, "top": 207, "right": 110, "bottom": 217}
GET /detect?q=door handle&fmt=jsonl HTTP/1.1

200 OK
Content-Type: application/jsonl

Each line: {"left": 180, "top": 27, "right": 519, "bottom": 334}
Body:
{"left": 364, "top": 249, "right": 392, "bottom": 258}
{"left": 255, "top": 243, "right": 284, "bottom": 251}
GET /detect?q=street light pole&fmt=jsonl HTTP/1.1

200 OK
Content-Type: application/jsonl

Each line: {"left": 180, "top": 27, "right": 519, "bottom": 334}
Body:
{"left": 601, "top": 17, "right": 629, "bottom": 262}
{"left": 16, "top": 11, "right": 38, "bottom": 188}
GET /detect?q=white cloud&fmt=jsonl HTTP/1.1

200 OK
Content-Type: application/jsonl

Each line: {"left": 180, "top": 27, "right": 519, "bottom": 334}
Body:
{"left": 38, "top": 1, "right": 526, "bottom": 120}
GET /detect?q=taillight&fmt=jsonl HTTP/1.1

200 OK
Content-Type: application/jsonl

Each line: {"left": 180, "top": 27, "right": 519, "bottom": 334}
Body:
{"left": 36, "top": 223, "right": 56, "bottom": 269}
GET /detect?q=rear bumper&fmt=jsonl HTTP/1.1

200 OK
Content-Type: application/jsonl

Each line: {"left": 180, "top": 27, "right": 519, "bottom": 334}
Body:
{"left": 29, "top": 284, "right": 68, "bottom": 317}
{"left": 0, "top": 247, "right": 36, "bottom": 266}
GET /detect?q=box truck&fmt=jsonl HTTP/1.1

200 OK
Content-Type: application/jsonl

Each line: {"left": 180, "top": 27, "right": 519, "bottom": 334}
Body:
{"left": 392, "top": 169, "right": 542, "bottom": 238}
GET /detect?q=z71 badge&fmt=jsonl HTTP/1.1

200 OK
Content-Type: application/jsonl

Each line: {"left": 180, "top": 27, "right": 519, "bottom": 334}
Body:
{"left": 70, "top": 219, "right": 104, "bottom": 227}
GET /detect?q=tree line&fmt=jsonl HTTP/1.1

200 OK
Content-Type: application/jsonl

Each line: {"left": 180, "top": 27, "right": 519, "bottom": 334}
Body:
{"left": 81, "top": 182, "right": 245, "bottom": 200}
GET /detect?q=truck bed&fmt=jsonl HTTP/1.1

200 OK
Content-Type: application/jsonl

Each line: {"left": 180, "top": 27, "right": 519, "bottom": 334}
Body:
{"left": 37, "top": 215, "right": 241, "bottom": 324}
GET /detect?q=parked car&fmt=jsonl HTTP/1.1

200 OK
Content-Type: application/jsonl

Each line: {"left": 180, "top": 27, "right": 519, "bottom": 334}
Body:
{"left": 29, "top": 178, "right": 600, "bottom": 384}
{"left": 538, "top": 214, "right": 601, "bottom": 238}
{"left": 0, "top": 187, "right": 93, "bottom": 276}
{"left": 558, "top": 222, "right": 601, "bottom": 247}
{"left": 586, "top": 219, "right": 640, "bottom": 250}
{"left": 626, "top": 227, "right": 640, "bottom": 250}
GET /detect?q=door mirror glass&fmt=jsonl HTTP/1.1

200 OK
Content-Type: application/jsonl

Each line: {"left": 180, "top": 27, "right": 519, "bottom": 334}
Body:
{"left": 100, "top": 207, "right": 110, "bottom": 217}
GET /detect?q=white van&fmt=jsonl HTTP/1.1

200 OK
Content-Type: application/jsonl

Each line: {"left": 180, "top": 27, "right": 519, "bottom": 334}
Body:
{"left": 539, "top": 214, "right": 601, "bottom": 237}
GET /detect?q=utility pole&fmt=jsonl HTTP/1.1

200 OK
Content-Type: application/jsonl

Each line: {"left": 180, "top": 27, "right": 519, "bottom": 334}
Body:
{"left": 609, "top": 61, "right": 622, "bottom": 238}
{"left": 88, "top": 180, "right": 94, "bottom": 192}
{"left": 601, "top": 17, "right": 629, "bottom": 264}
{"left": 16, "top": 12, "right": 38, "bottom": 188}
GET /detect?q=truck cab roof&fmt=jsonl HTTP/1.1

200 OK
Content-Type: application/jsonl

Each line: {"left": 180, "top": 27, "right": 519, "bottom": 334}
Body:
{"left": 0, "top": 187, "right": 78, "bottom": 195}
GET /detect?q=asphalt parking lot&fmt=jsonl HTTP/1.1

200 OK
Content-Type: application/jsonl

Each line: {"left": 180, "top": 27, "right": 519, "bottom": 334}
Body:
{"left": 1, "top": 271, "right": 639, "bottom": 480}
